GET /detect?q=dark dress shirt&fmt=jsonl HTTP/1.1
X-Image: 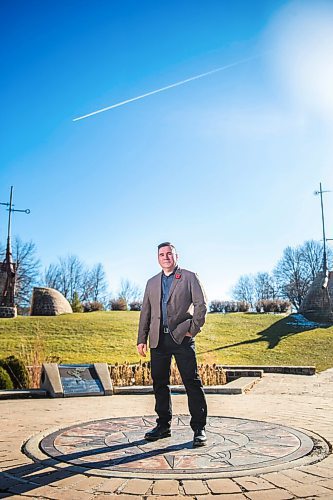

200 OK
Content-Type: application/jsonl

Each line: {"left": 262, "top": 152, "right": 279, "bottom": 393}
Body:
{"left": 161, "top": 267, "right": 178, "bottom": 327}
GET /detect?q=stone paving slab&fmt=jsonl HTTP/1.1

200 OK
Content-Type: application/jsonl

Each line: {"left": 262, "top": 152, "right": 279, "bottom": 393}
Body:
{"left": 152, "top": 479, "right": 180, "bottom": 495}
{"left": 195, "top": 495, "right": 248, "bottom": 500}
{"left": 120, "top": 478, "right": 153, "bottom": 495}
{"left": 244, "top": 490, "right": 293, "bottom": 500}
{"left": 0, "top": 370, "right": 332, "bottom": 498}
{"left": 206, "top": 478, "right": 243, "bottom": 494}
{"left": 94, "top": 477, "right": 126, "bottom": 493}
{"left": 182, "top": 479, "right": 210, "bottom": 495}
{"left": 234, "top": 476, "right": 275, "bottom": 491}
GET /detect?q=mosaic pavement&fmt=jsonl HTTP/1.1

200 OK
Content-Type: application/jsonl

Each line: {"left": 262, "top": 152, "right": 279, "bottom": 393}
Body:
{"left": 33, "top": 415, "right": 329, "bottom": 479}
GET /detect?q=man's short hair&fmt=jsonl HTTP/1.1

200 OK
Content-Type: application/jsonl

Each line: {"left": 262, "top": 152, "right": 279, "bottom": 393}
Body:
{"left": 158, "top": 242, "right": 177, "bottom": 252}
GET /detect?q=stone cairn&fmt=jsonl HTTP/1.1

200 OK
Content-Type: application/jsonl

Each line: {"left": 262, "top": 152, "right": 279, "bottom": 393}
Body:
{"left": 299, "top": 271, "right": 333, "bottom": 323}
{"left": 30, "top": 287, "right": 73, "bottom": 316}
{"left": 109, "top": 360, "right": 227, "bottom": 386}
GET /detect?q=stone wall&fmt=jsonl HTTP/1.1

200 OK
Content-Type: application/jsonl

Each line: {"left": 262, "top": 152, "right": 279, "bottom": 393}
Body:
{"left": 30, "top": 287, "right": 73, "bottom": 316}
{"left": 0, "top": 306, "right": 17, "bottom": 318}
{"left": 299, "top": 271, "right": 333, "bottom": 323}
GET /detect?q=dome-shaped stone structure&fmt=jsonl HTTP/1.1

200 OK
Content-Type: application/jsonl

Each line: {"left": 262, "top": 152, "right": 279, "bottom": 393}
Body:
{"left": 298, "top": 271, "right": 333, "bottom": 323}
{"left": 30, "top": 287, "right": 73, "bottom": 316}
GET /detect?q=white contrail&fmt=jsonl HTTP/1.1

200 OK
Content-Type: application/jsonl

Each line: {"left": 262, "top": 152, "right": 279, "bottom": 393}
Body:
{"left": 73, "top": 54, "right": 260, "bottom": 122}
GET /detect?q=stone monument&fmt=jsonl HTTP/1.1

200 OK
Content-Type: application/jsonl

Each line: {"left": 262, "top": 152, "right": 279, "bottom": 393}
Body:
{"left": 40, "top": 363, "right": 112, "bottom": 397}
{"left": 30, "top": 287, "right": 73, "bottom": 316}
{"left": 299, "top": 271, "right": 333, "bottom": 323}
{"left": 299, "top": 183, "right": 333, "bottom": 323}
{"left": 0, "top": 187, "right": 29, "bottom": 318}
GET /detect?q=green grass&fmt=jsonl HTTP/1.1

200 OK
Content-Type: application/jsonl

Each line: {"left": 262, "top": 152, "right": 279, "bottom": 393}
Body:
{"left": 0, "top": 312, "right": 332, "bottom": 371}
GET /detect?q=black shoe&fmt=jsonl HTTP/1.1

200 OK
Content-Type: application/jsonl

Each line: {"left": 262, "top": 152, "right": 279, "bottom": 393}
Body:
{"left": 193, "top": 428, "right": 207, "bottom": 447}
{"left": 144, "top": 425, "right": 171, "bottom": 441}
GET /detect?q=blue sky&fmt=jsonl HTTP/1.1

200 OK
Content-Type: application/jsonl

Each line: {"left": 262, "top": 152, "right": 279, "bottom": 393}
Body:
{"left": 1, "top": 0, "right": 333, "bottom": 300}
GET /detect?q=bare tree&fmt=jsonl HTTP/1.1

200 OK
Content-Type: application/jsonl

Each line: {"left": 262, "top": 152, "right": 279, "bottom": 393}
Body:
{"left": 301, "top": 240, "right": 332, "bottom": 280}
{"left": 254, "top": 272, "right": 277, "bottom": 301}
{"left": 231, "top": 274, "right": 255, "bottom": 306}
{"left": 45, "top": 256, "right": 85, "bottom": 301}
{"left": 90, "top": 263, "right": 107, "bottom": 301}
{"left": 45, "top": 256, "right": 109, "bottom": 303}
{"left": 45, "top": 255, "right": 85, "bottom": 301}
{"left": 118, "top": 278, "right": 142, "bottom": 304}
{"left": 82, "top": 263, "right": 108, "bottom": 302}
{"left": 44, "top": 262, "right": 61, "bottom": 290}
{"left": 274, "top": 246, "right": 310, "bottom": 309}
{"left": 273, "top": 240, "right": 332, "bottom": 309}
{"left": 63, "top": 255, "right": 84, "bottom": 300}
{"left": 0, "top": 237, "right": 41, "bottom": 309}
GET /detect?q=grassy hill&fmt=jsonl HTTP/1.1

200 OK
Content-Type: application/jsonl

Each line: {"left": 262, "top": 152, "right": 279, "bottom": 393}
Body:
{"left": 0, "top": 311, "right": 332, "bottom": 371}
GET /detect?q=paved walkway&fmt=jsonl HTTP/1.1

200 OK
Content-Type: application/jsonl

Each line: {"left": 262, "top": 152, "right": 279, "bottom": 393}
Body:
{"left": 1, "top": 370, "right": 333, "bottom": 499}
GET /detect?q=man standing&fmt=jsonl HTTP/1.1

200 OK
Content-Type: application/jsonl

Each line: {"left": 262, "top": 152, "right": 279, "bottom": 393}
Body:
{"left": 137, "top": 242, "right": 208, "bottom": 447}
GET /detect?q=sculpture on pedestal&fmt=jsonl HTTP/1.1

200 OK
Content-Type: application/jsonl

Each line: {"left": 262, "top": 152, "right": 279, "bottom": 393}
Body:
{"left": 0, "top": 187, "right": 30, "bottom": 318}
{"left": 299, "top": 183, "right": 333, "bottom": 323}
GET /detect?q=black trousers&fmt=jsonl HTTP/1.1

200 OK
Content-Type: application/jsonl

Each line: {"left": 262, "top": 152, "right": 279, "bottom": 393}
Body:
{"left": 150, "top": 332, "right": 207, "bottom": 431}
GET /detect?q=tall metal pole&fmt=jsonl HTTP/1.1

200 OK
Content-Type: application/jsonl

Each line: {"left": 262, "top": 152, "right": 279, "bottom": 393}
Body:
{"left": 314, "top": 182, "right": 332, "bottom": 289}
{"left": 319, "top": 182, "right": 327, "bottom": 273}
{"left": 6, "top": 186, "right": 14, "bottom": 263}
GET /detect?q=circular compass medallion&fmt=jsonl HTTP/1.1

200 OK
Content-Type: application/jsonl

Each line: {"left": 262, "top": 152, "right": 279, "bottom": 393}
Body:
{"left": 36, "top": 415, "right": 327, "bottom": 479}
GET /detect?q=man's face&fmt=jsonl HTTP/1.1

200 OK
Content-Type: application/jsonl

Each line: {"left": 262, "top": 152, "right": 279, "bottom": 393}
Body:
{"left": 158, "top": 245, "right": 178, "bottom": 273}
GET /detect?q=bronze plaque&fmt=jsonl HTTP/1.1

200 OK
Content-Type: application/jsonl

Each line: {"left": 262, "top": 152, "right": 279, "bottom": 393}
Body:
{"left": 59, "top": 364, "right": 104, "bottom": 397}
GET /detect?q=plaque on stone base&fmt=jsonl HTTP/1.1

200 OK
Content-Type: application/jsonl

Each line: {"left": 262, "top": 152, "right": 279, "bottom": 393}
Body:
{"left": 40, "top": 363, "right": 113, "bottom": 397}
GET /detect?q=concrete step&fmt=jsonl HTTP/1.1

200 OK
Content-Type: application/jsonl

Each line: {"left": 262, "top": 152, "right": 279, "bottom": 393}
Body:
{"left": 221, "top": 365, "right": 316, "bottom": 375}
{"left": 0, "top": 389, "right": 47, "bottom": 399}
{"left": 113, "top": 377, "right": 261, "bottom": 395}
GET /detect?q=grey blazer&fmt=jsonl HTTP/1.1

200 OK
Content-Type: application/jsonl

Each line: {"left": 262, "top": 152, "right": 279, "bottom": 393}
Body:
{"left": 137, "top": 267, "right": 207, "bottom": 348}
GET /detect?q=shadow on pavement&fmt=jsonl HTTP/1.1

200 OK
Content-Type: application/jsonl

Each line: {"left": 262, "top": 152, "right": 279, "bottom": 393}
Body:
{"left": 0, "top": 436, "right": 192, "bottom": 496}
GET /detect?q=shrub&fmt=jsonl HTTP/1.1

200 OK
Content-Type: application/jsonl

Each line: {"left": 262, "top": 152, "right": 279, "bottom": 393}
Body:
{"left": 108, "top": 360, "right": 226, "bottom": 386}
{"left": 129, "top": 301, "right": 142, "bottom": 311}
{"left": 0, "top": 355, "right": 30, "bottom": 389}
{"left": 19, "top": 325, "right": 62, "bottom": 389}
{"left": 264, "top": 300, "right": 277, "bottom": 312}
{"left": 209, "top": 300, "right": 224, "bottom": 313}
{"left": 254, "top": 299, "right": 292, "bottom": 314}
{"left": 83, "top": 301, "right": 104, "bottom": 312}
{"left": 224, "top": 301, "right": 238, "bottom": 313}
{"left": 255, "top": 300, "right": 263, "bottom": 313}
{"left": 210, "top": 300, "right": 251, "bottom": 313}
{"left": 71, "top": 291, "right": 83, "bottom": 312}
{"left": 237, "top": 301, "right": 250, "bottom": 312}
{"left": 0, "top": 366, "right": 14, "bottom": 390}
{"left": 110, "top": 298, "right": 128, "bottom": 311}
{"left": 279, "top": 300, "right": 291, "bottom": 313}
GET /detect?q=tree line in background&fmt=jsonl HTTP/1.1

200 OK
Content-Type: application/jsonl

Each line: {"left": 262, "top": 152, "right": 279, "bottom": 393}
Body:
{"left": 0, "top": 238, "right": 143, "bottom": 313}
{"left": 231, "top": 240, "right": 332, "bottom": 310}
{"left": 1, "top": 238, "right": 331, "bottom": 315}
